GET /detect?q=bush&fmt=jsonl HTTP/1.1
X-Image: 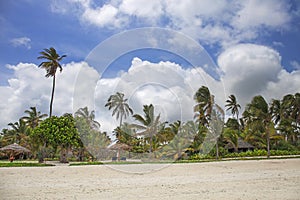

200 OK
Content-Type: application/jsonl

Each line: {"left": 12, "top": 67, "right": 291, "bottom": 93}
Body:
{"left": 272, "top": 140, "right": 297, "bottom": 151}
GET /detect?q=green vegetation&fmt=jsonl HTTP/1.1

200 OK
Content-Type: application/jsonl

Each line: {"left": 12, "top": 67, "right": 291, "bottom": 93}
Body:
{"left": 0, "top": 48, "right": 299, "bottom": 164}
{"left": 0, "top": 162, "right": 54, "bottom": 167}
{"left": 69, "top": 161, "right": 104, "bottom": 166}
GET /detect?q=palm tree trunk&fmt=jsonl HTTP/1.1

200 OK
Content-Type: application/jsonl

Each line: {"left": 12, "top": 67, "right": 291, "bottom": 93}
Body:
{"left": 119, "top": 115, "right": 123, "bottom": 128}
{"left": 49, "top": 75, "right": 56, "bottom": 117}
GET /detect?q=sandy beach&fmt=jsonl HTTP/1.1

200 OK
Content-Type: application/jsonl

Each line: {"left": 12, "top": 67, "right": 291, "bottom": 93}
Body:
{"left": 0, "top": 159, "right": 299, "bottom": 200}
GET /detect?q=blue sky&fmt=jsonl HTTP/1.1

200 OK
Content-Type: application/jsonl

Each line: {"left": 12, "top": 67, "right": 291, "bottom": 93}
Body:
{"left": 0, "top": 0, "right": 300, "bottom": 132}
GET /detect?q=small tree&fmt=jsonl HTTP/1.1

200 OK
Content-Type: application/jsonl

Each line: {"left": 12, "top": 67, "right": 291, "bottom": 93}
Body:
{"left": 31, "top": 115, "right": 80, "bottom": 163}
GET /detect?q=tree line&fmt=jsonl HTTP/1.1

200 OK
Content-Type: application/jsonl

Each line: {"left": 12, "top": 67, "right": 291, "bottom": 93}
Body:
{"left": 0, "top": 47, "right": 299, "bottom": 162}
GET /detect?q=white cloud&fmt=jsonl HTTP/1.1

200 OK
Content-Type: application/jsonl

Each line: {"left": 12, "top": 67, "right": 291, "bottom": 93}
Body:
{"left": 81, "top": 4, "right": 123, "bottom": 28}
{"left": 2, "top": 46, "right": 300, "bottom": 134}
{"left": 50, "top": 0, "right": 294, "bottom": 48}
{"left": 290, "top": 60, "right": 300, "bottom": 70}
{"left": 231, "top": 0, "right": 291, "bottom": 30}
{"left": 119, "top": 0, "right": 163, "bottom": 20}
{"left": 10, "top": 37, "right": 31, "bottom": 49}
{"left": 0, "top": 62, "right": 99, "bottom": 130}
{"left": 219, "top": 43, "right": 299, "bottom": 109}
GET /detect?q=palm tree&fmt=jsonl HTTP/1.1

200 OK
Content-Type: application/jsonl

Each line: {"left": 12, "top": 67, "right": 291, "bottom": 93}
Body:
{"left": 38, "top": 47, "right": 66, "bottom": 117}
{"left": 225, "top": 94, "right": 241, "bottom": 128}
{"left": 22, "top": 107, "right": 47, "bottom": 128}
{"left": 194, "top": 86, "right": 224, "bottom": 159}
{"left": 279, "top": 93, "right": 300, "bottom": 143}
{"left": 75, "top": 106, "right": 100, "bottom": 130}
{"left": 8, "top": 119, "right": 30, "bottom": 145}
{"left": 243, "top": 95, "right": 273, "bottom": 158}
{"left": 194, "top": 86, "right": 214, "bottom": 127}
{"left": 132, "top": 104, "right": 161, "bottom": 154}
{"left": 105, "top": 92, "right": 133, "bottom": 127}
{"left": 270, "top": 99, "right": 281, "bottom": 126}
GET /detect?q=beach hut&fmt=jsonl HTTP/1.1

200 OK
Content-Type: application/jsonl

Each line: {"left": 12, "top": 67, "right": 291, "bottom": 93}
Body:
{"left": 0, "top": 143, "right": 31, "bottom": 162}
{"left": 226, "top": 138, "right": 254, "bottom": 153}
{"left": 109, "top": 142, "right": 132, "bottom": 161}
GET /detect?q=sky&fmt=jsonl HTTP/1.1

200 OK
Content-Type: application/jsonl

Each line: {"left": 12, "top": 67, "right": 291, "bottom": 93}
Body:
{"left": 0, "top": 0, "right": 300, "bottom": 134}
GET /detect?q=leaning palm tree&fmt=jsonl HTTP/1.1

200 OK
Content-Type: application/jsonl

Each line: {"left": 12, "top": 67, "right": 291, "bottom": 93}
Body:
{"left": 105, "top": 92, "right": 133, "bottom": 127}
{"left": 22, "top": 107, "right": 47, "bottom": 128}
{"left": 38, "top": 47, "right": 66, "bottom": 117}
{"left": 194, "top": 86, "right": 214, "bottom": 127}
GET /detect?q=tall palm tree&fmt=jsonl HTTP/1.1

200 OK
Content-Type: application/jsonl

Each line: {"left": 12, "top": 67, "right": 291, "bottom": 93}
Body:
{"left": 22, "top": 107, "right": 47, "bottom": 128}
{"left": 38, "top": 47, "right": 66, "bottom": 117}
{"left": 75, "top": 106, "right": 100, "bottom": 130}
{"left": 194, "top": 86, "right": 224, "bottom": 159}
{"left": 225, "top": 95, "right": 241, "bottom": 125}
{"left": 243, "top": 95, "right": 273, "bottom": 158}
{"left": 194, "top": 86, "right": 215, "bottom": 127}
{"left": 105, "top": 92, "right": 133, "bottom": 127}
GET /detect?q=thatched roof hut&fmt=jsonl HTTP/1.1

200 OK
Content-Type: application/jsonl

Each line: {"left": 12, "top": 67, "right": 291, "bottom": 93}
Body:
{"left": 226, "top": 138, "right": 254, "bottom": 153}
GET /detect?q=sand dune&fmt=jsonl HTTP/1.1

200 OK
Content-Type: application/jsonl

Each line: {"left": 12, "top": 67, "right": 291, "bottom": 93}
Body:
{"left": 0, "top": 159, "right": 299, "bottom": 199}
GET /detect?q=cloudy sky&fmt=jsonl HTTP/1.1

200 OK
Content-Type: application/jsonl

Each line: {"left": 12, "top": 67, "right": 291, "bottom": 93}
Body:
{"left": 0, "top": 0, "right": 300, "bottom": 133}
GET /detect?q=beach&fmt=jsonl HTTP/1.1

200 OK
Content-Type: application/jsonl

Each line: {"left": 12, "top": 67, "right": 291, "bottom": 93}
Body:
{"left": 0, "top": 158, "right": 299, "bottom": 199}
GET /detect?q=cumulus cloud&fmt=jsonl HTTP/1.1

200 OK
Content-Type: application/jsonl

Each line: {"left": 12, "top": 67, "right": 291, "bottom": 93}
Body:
{"left": 50, "top": 0, "right": 294, "bottom": 47}
{"left": 10, "top": 37, "right": 31, "bottom": 49}
{"left": 0, "top": 61, "right": 99, "bottom": 130}
{"left": 2, "top": 45, "right": 300, "bottom": 133}
{"left": 231, "top": 0, "right": 291, "bottom": 30}
{"left": 92, "top": 57, "right": 224, "bottom": 133}
{"left": 290, "top": 60, "right": 300, "bottom": 70}
{"left": 219, "top": 43, "right": 299, "bottom": 109}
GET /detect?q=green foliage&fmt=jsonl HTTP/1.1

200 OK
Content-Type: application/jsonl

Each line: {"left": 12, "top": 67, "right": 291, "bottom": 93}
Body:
{"left": 0, "top": 162, "right": 54, "bottom": 167}
{"left": 31, "top": 115, "right": 80, "bottom": 148}
{"left": 69, "top": 161, "right": 103, "bottom": 166}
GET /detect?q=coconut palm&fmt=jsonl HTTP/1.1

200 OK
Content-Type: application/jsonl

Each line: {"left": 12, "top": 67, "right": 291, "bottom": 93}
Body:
{"left": 194, "top": 86, "right": 214, "bottom": 127}
{"left": 8, "top": 119, "right": 30, "bottom": 145}
{"left": 75, "top": 106, "right": 100, "bottom": 130}
{"left": 226, "top": 94, "right": 241, "bottom": 127}
{"left": 105, "top": 92, "right": 133, "bottom": 127}
{"left": 132, "top": 104, "right": 161, "bottom": 154}
{"left": 38, "top": 47, "right": 66, "bottom": 117}
{"left": 22, "top": 107, "right": 47, "bottom": 128}
{"left": 243, "top": 95, "right": 273, "bottom": 157}
{"left": 194, "top": 86, "right": 224, "bottom": 159}
{"left": 270, "top": 99, "right": 281, "bottom": 125}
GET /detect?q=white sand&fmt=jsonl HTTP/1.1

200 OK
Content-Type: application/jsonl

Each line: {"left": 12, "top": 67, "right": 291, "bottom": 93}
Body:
{"left": 0, "top": 159, "right": 299, "bottom": 200}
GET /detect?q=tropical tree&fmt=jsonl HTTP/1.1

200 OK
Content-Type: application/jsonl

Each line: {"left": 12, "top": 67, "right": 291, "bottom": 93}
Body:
{"left": 270, "top": 99, "right": 281, "bottom": 126}
{"left": 226, "top": 95, "right": 241, "bottom": 129}
{"left": 75, "top": 106, "right": 100, "bottom": 130}
{"left": 105, "top": 92, "right": 133, "bottom": 127}
{"left": 8, "top": 119, "right": 30, "bottom": 145}
{"left": 194, "top": 86, "right": 214, "bottom": 127}
{"left": 38, "top": 47, "right": 66, "bottom": 117}
{"left": 31, "top": 115, "right": 80, "bottom": 163}
{"left": 132, "top": 104, "right": 162, "bottom": 155}
{"left": 194, "top": 86, "right": 224, "bottom": 159}
{"left": 278, "top": 93, "right": 300, "bottom": 143}
{"left": 22, "top": 107, "right": 47, "bottom": 128}
{"left": 243, "top": 95, "right": 273, "bottom": 157}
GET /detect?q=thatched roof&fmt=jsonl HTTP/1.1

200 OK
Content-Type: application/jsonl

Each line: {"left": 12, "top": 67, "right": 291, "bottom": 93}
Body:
{"left": 0, "top": 143, "right": 30, "bottom": 154}
{"left": 226, "top": 138, "right": 254, "bottom": 150}
{"left": 108, "top": 142, "right": 132, "bottom": 151}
